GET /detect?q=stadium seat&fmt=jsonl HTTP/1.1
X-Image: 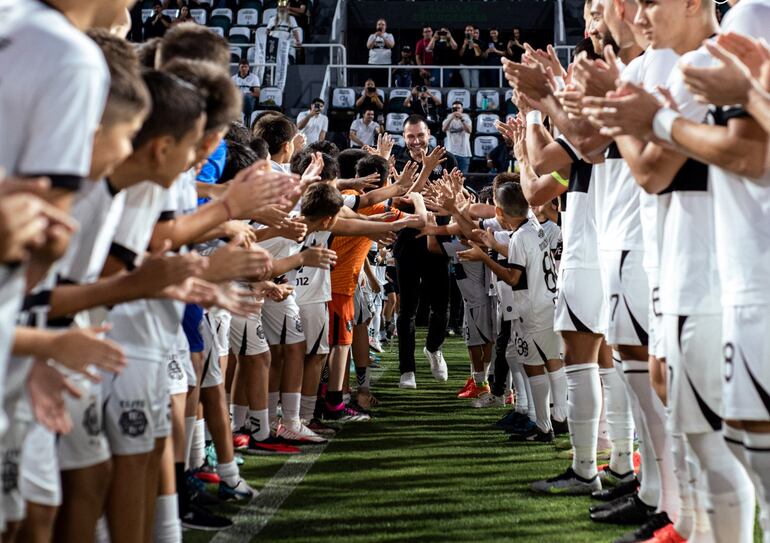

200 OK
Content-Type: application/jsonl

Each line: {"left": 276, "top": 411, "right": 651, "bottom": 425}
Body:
{"left": 388, "top": 89, "right": 411, "bottom": 113}
{"left": 162, "top": 9, "right": 179, "bottom": 19}
{"left": 212, "top": 8, "right": 233, "bottom": 22}
{"left": 209, "top": 26, "right": 225, "bottom": 37}
{"left": 503, "top": 89, "right": 518, "bottom": 116}
{"left": 229, "top": 46, "right": 244, "bottom": 63}
{"left": 385, "top": 113, "right": 408, "bottom": 134}
{"left": 237, "top": 8, "right": 261, "bottom": 26}
{"left": 446, "top": 89, "right": 471, "bottom": 110}
{"left": 429, "top": 135, "right": 438, "bottom": 148}
{"left": 476, "top": 113, "right": 500, "bottom": 135}
{"left": 197, "top": 0, "right": 213, "bottom": 5}
{"left": 258, "top": 87, "right": 283, "bottom": 110}
{"left": 262, "top": 8, "right": 277, "bottom": 25}
{"left": 141, "top": 9, "right": 153, "bottom": 22}
{"left": 427, "top": 88, "right": 443, "bottom": 106}
{"left": 209, "top": 15, "right": 231, "bottom": 34}
{"left": 190, "top": 9, "right": 207, "bottom": 24}
{"left": 229, "top": 26, "right": 252, "bottom": 43}
{"left": 246, "top": 46, "right": 257, "bottom": 65}
{"left": 476, "top": 89, "right": 500, "bottom": 112}
{"left": 473, "top": 135, "right": 499, "bottom": 158}
{"left": 332, "top": 88, "right": 356, "bottom": 110}
{"left": 390, "top": 134, "right": 405, "bottom": 147}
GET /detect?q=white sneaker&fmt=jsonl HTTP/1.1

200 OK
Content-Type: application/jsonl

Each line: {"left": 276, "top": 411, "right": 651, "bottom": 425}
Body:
{"left": 369, "top": 337, "right": 384, "bottom": 353}
{"left": 276, "top": 422, "right": 328, "bottom": 444}
{"left": 471, "top": 392, "right": 505, "bottom": 408}
{"left": 424, "top": 347, "right": 448, "bottom": 382}
{"left": 399, "top": 372, "right": 416, "bottom": 389}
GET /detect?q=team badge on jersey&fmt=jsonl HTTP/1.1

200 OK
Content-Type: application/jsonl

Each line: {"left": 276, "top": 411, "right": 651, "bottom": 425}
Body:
{"left": 83, "top": 400, "right": 101, "bottom": 437}
{"left": 119, "top": 409, "right": 148, "bottom": 437}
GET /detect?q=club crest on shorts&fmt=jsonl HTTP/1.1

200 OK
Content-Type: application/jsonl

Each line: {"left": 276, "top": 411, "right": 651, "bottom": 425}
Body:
{"left": 83, "top": 401, "right": 101, "bottom": 437}
{"left": 2, "top": 450, "right": 19, "bottom": 493}
{"left": 256, "top": 323, "right": 265, "bottom": 340}
{"left": 346, "top": 319, "right": 353, "bottom": 332}
{"left": 119, "top": 409, "right": 148, "bottom": 437}
{"left": 167, "top": 359, "right": 183, "bottom": 382}
{"left": 294, "top": 315, "right": 304, "bottom": 333}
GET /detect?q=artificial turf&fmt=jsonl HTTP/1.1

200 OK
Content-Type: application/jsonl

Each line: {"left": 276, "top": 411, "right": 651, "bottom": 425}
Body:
{"left": 187, "top": 330, "right": 635, "bottom": 543}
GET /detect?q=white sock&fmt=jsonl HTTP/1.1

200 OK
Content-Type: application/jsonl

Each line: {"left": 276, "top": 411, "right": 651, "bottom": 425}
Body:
{"left": 472, "top": 371, "right": 486, "bottom": 386}
{"left": 671, "top": 433, "right": 695, "bottom": 539}
{"left": 524, "top": 368, "right": 536, "bottom": 421}
{"left": 189, "top": 419, "right": 205, "bottom": 470}
{"left": 546, "top": 366, "right": 568, "bottom": 422}
{"left": 725, "top": 425, "right": 770, "bottom": 534}
{"left": 95, "top": 515, "right": 111, "bottom": 543}
{"left": 153, "top": 494, "right": 181, "bottom": 543}
{"left": 565, "top": 363, "right": 601, "bottom": 479}
{"left": 505, "top": 371, "right": 512, "bottom": 392}
{"left": 184, "top": 416, "right": 196, "bottom": 469}
{"left": 268, "top": 391, "right": 280, "bottom": 424}
{"left": 599, "top": 366, "right": 635, "bottom": 475}
{"left": 597, "top": 402, "right": 611, "bottom": 451}
{"left": 216, "top": 459, "right": 240, "bottom": 487}
{"left": 300, "top": 395, "right": 317, "bottom": 421}
{"left": 528, "top": 374, "right": 552, "bottom": 433}
{"left": 231, "top": 404, "right": 248, "bottom": 431}
{"left": 370, "top": 304, "right": 382, "bottom": 339}
{"left": 511, "top": 363, "right": 529, "bottom": 414}
{"left": 687, "top": 431, "right": 755, "bottom": 543}
{"left": 248, "top": 409, "right": 270, "bottom": 441}
{"left": 742, "top": 430, "right": 770, "bottom": 543}
{"left": 281, "top": 392, "right": 301, "bottom": 428}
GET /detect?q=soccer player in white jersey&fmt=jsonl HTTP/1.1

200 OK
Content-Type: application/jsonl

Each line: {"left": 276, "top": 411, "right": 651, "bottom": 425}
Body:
{"left": 582, "top": 0, "right": 761, "bottom": 541}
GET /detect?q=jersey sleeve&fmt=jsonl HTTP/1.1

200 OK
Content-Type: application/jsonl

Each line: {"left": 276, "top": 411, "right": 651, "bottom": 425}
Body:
{"left": 439, "top": 238, "right": 465, "bottom": 259}
{"left": 670, "top": 50, "right": 711, "bottom": 123}
{"left": 342, "top": 194, "right": 361, "bottom": 211}
{"left": 109, "top": 183, "right": 164, "bottom": 270}
{"left": 18, "top": 63, "right": 108, "bottom": 189}
{"left": 507, "top": 232, "right": 528, "bottom": 271}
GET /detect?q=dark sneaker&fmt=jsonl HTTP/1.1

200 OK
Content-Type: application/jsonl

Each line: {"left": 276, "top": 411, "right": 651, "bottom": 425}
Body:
{"left": 531, "top": 467, "right": 601, "bottom": 495}
{"left": 244, "top": 435, "right": 301, "bottom": 455}
{"left": 613, "top": 513, "right": 672, "bottom": 543}
{"left": 181, "top": 504, "right": 233, "bottom": 531}
{"left": 218, "top": 479, "right": 256, "bottom": 502}
{"left": 306, "top": 418, "right": 338, "bottom": 436}
{"left": 591, "top": 477, "right": 641, "bottom": 502}
{"left": 503, "top": 418, "right": 537, "bottom": 434}
{"left": 322, "top": 404, "right": 370, "bottom": 422}
{"left": 551, "top": 417, "right": 569, "bottom": 436}
{"left": 590, "top": 494, "right": 635, "bottom": 514}
{"left": 185, "top": 472, "right": 223, "bottom": 507}
{"left": 590, "top": 493, "right": 656, "bottom": 524}
{"left": 509, "top": 427, "right": 555, "bottom": 443}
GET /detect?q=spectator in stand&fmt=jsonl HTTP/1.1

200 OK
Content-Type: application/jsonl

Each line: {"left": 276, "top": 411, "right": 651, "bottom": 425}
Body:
{"left": 173, "top": 4, "right": 194, "bottom": 24}
{"left": 267, "top": 1, "right": 302, "bottom": 64}
{"left": 441, "top": 101, "right": 472, "bottom": 174}
{"left": 288, "top": 0, "right": 310, "bottom": 34}
{"left": 349, "top": 109, "right": 381, "bottom": 148}
{"left": 415, "top": 26, "right": 437, "bottom": 86}
{"left": 232, "top": 58, "right": 261, "bottom": 125}
{"left": 459, "top": 25, "right": 481, "bottom": 89}
{"left": 487, "top": 139, "right": 514, "bottom": 173}
{"left": 143, "top": 2, "right": 172, "bottom": 39}
{"left": 426, "top": 27, "right": 458, "bottom": 86}
{"left": 404, "top": 85, "right": 441, "bottom": 133}
{"left": 506, "top": 27, "right": 525, "bottom": 62}
{"left": 355, "top": 79, "right": 384, "bottom": 117}
{"left": 366, "top": 18, "right": 395, "bottom": 85}
{"left": 395, "top": 46, "right": 418, "bottom": 88}
{"left": 482, "top": 28, "right": 506, "bottom": 86}
{"left": 297, "top": 98, "right": 329, "bottom": 145}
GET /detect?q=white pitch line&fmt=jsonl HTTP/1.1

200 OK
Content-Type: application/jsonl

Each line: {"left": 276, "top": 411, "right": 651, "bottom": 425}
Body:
{"left": 210, "top": 363, "right": 386, "bottom": 543}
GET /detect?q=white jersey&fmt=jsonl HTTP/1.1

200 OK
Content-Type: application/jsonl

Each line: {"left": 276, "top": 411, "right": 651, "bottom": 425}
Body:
{"left": 258, "top": 233, "right": 302, "bottom": 285}
{"left": 293, "top": 230, "right": 333, "bottom": 305}
{"left": 539, "top": 220, "right": 561, "bottom": 268}
{"left": 0, "top": 1, "right": 108, "bottom": 188}
{"left": 440, "top": 238, "right": 490, "bottom": 308}
{"left": 481, "top": 218, "right": 516, "bottom": 320}
{"left": 554, "top": 137, "right": 600, "bottom": 270}
{"left": 658, "top": 49, "right": 720, "bottom": 315}
{"left": 508, "top": 220, "right": 558, "bottom": 333}
{"left": 709, "top": 0, "right": 770, "bottom": 306}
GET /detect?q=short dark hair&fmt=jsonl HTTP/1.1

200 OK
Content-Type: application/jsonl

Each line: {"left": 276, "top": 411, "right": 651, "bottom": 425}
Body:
{"left": 306, "top": 140, "right": 339, "bottom": 158}
{"left": 493, "top": 172, "right": 520, "bottom": 192}
{"left": 312, "top": 97, "right": 324, "bottom": 105}
{"left": 225, "top": 121, "right": 252, "bottom": 146}
{"left": 249, "top": 137, "right": 270, "bottom": 159}
{"left": 478, "top": 185, "right": 494, "bottom": 205}
{"left": 136, "top": 38, "right": 161, "bottom": 68}
{"left": 573, "top": 37, "right": 602, "bottom": 61}
{"left": 495, "top": 182, "right": 528, "bottom": 218}
{"left": 300, "top": 183, "right": 344, "bottom": 220}
{"left": 290, "top": 151, "right": 339, "bottom": 182}
{"left": 164, "top": 59, "right": 242, "bottom": 132}
{"left": 363, "top": 108, "right": 375, "bottom": 116}
{"left": 87, "top": 29, "right": 139, "bottom": 70}
{"left": 252, "top": 114, "right": 297, "bottom": 155}
{"left": 337, "top": 148, "right": 368, "bottom": 180}
{"left": 221, "top": 141, "right": 258, "bottom": 183}
{"left": 404, "top": 114, "right": 428, "bottom": 129}
{"left": 239, "top": 57, "right": 250, "bottom": 65}
{"left": 133, "top": 71, "right": 206, "bottom": 149}
{"left": 159, "top": 23, "right": 230, "bottom": 69}
{"left": 452, "top": 100, "right": 463, "bottom": 107}
{"left": 355, "top": 154, "right": 389, "bottom": 188}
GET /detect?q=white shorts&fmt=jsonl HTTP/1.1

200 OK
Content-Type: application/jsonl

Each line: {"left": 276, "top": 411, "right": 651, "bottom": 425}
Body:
{"left": 103, "top": 353, "right": 170, "bottom": 455}
{"left": 599, "top": 250, "right": 649, "bottom": 347}
{"left": 229, "top": 312, "right": 270, "bottom": 357}
{"left": 722, "top": 305, "right": 770, "bottom": 421}
{"left": 21, "top": 425, "right": 61, "bottom": 507}
{"left": 354, "top": 285, "right": 373, "bottom": 326}
{"left": 299, "top": 302, "right": 330, "bottom": 356}
{"left": 166, "top": 349, "right": 188, "bottom": 396}
{"left": 506, "top": 319, "right": 528, "bottom": 364}
{"left": 208, "top": 308, "right": 232, "bottom": 357}
{"left": 647, "top": 271, "right": 665, "bottom": 359}
{"left": 1, "top": 418, "right": 28, "bottom": 523}
{"left": 58, "top": 375, "right": 111, "bottom": 470}
{"left": 262, "top": 295, "right": 305, "bottom": 346}
{"left": 463, "top": 303, "right": 496, "bottom": 347}
{"left": 200, "top": 317, "right": 224, "bottom": 388}
{"left": 665, "top": 313, "right": 723, "bottom": 433}
{"left": 517, "top": 327, "right": 562, "bottom": 366}
{"left": 554, "top": 267, "right": 606, "bottom": 335}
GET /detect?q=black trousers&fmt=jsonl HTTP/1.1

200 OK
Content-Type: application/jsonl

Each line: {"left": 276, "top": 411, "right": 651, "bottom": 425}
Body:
{"left": 395, "top": 242, "right": 449, "bottom": 374}
{"left": 491, "top": 319, "right": 512, "bottom": 396}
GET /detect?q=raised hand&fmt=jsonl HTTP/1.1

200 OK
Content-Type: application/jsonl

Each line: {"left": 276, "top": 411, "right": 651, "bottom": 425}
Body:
{"left": 457, "top": 241, "right": 486, "bottom": 262}
{"left": 502, "top": 58, "right": 553, "bottom": 100}
{"left": 28, "top": 359, "right": 80, "bottom": 434}
{"left": 206, "top": 283, "right": 264, "bottom": 316}
{"left": 206, "top": 237, "right": 274, "bottom": 281}
{"left": 223, "top": 163, "right": 287, "bottom": 218}
{"left": 301, "top": 247, "right": 337, "bottom": 269}
{"left": 276, "top": 216, "right": 308, "bottom": 243}
{"left": 253, "top": 204, "right": 293, "bottom": 229}
{"left": 376, "top": 132, "right": 395, "bottom": 159}
{"left": 582, "top": 81, "right": 662, "bottom": 139}
{"left": 420, "top": 146, "right": 447, "bottom": 174}
{"left": 133, "top": 242, "right": 209, "bottom": 295}
{"left": 395, "top": 160, "right": 420, "bottom": 190}
{"left": 300, "top": 152, "right": 325, "bottom": 185}
{"left": 50, "top": 324, "right": 126, "bottom": 382}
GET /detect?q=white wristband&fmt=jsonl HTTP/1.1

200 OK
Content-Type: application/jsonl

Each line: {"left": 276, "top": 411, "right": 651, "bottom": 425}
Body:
{"left": 526, "top": 110, "right": 543, "bottom": 126}
{"left": 652, "top": 107, "right": 681, "bottom": 144}
{"left": 554, "top": 76, "right": 566, "bottom": 91}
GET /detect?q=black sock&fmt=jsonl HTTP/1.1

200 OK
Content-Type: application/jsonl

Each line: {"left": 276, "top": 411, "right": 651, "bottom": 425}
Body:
{"left": 355, "top": 366, "right": 367, "bottom": 388}
{"left": 176, "top": 462, "right": 189, "bottom": 516}
{"left": 326, "top": 390, "right": 343, "bottom": 406}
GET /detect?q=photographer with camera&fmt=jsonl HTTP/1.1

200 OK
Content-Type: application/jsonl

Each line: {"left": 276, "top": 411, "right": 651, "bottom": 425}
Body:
{"left": 441, "top": 100, "right": 472, "bottom": 174}
{"left": 403, "top": 85, "right": 441, "bottom": 133}
{"left": 355, "top": 79, "right": 384, "bottom": 119}
{"left": 366, "top": 18, "right": 395, "bottom": 85}
{"left": 296, "top": 98, "right": 328, "bottom": 145}
{"left": 425, "top": 26, "right": 458, "bottom": 86}
{"left": 482, "top": 28, "right": 506, "bottom": 86}
{"left": 459, "top": 24, "right": 481, "bottom": 89}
